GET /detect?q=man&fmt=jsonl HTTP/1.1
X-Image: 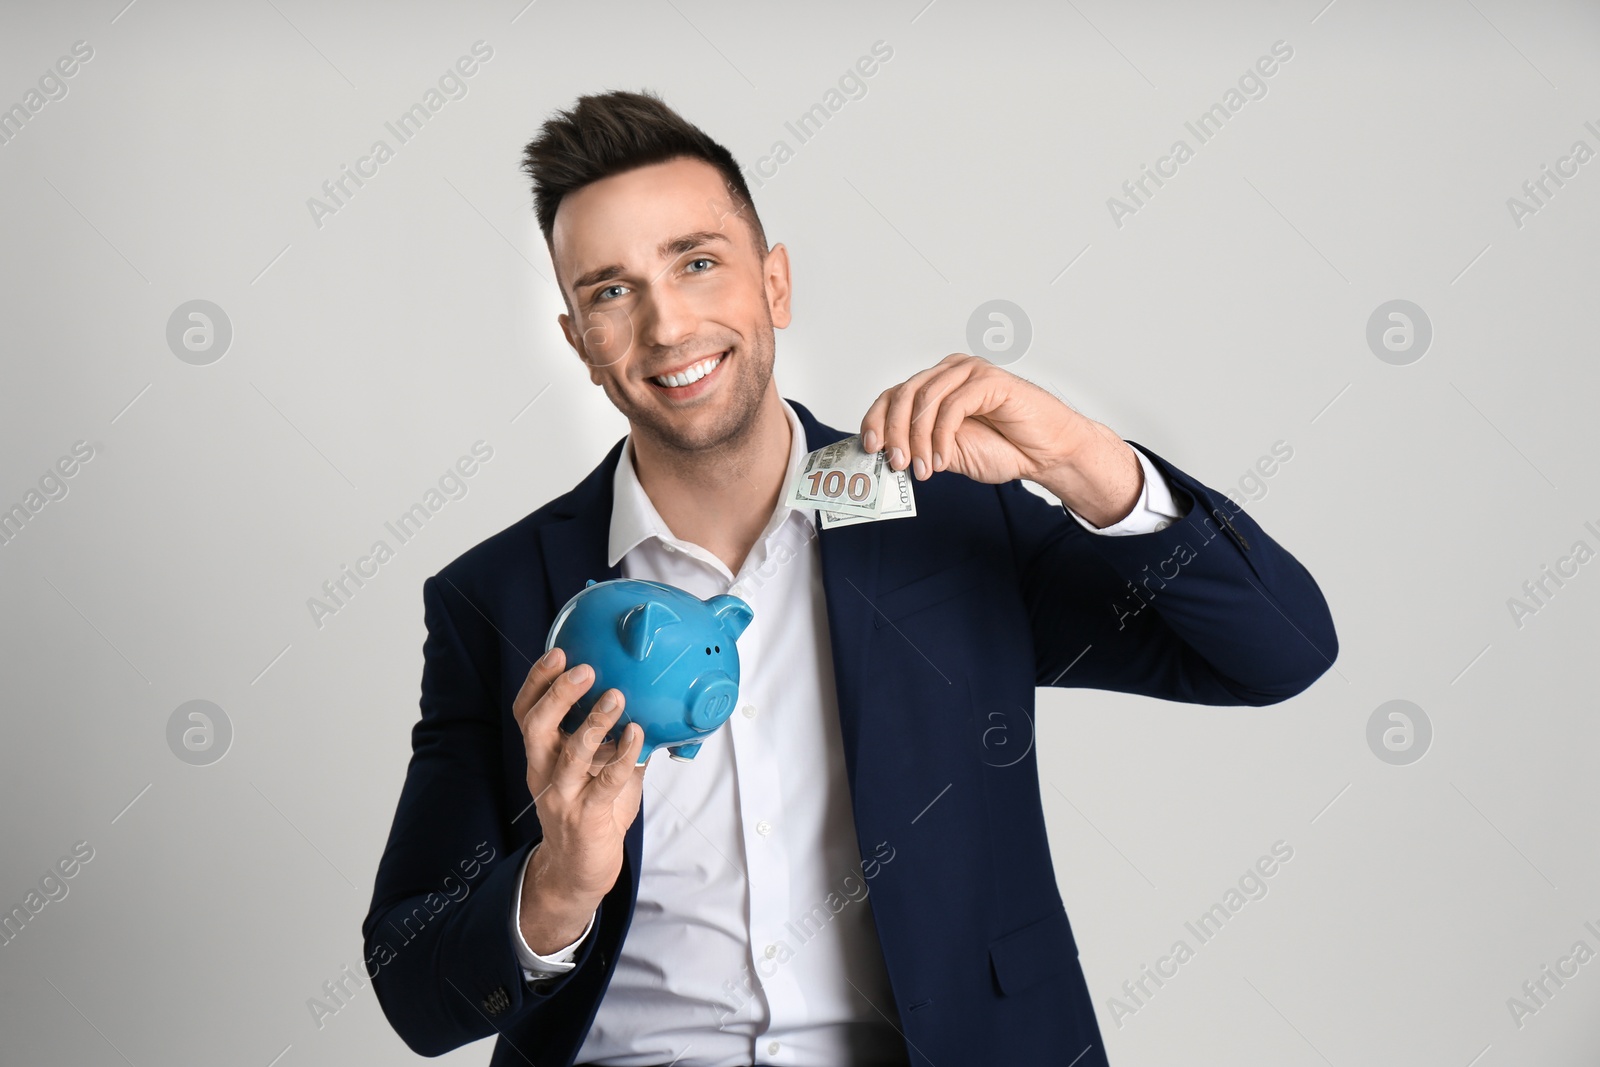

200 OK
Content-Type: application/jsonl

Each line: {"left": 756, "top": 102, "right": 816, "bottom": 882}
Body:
{"left": 363, "top": 90, "right": 1337, "bottom": 1067}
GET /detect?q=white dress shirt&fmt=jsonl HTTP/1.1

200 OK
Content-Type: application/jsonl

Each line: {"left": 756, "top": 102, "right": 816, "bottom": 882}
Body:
{"left": 510, "top": 399, "right": 1182, "bottom": 1065}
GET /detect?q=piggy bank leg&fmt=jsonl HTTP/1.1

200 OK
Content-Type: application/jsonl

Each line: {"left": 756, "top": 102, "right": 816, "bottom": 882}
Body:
{"left": 667, "top": 741, "right": 703, "bottom": 763}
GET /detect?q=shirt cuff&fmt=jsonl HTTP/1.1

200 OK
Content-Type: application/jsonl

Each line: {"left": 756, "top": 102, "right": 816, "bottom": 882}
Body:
{"left": 1062, "top": 447, "right": 1183, "bottom": 536}
{"left": 510, "top": 844, "right": 597, "bottom": 978}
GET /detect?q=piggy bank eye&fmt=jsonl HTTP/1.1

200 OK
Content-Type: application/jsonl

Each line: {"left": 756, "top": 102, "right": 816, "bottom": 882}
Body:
{"left": 704, "top": 647, "right": 711, "bottom": 654}
{"left": 714, "top": 645, "right": 720, "bottom": 653}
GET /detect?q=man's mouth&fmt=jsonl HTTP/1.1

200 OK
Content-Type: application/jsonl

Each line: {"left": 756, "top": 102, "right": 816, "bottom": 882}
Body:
{"left": 649, "top": 349, "right": 729, "bottom": 392}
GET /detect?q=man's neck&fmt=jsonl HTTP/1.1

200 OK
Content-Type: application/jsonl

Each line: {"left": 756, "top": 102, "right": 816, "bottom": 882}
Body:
{"left": 629, "top": 389, "right": 792, "bottom": 577}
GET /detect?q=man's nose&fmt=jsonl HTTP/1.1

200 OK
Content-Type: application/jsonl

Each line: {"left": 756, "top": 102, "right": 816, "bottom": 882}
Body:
{"left": 636, "top": 281, "right": 699, "bottom": 352}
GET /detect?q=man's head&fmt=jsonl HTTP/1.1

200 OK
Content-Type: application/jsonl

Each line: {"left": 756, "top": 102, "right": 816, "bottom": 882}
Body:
{"left": 521, "top": 90, "right": 791, "bottom": 459}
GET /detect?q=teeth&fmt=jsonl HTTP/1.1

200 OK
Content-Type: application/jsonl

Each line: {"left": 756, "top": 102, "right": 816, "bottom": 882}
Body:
{"left": 654, "top": 353, "right": 723, "bottom": 388}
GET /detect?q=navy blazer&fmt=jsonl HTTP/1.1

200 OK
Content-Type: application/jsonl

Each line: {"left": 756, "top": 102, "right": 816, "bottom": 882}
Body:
{"left": 363, "top": 398, "right": 1338, "bottom": 1066}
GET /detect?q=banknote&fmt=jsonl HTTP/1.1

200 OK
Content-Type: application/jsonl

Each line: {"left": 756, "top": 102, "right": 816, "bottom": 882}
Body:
{"left": 819, "top": 465, "right": 917, "bottom": 528}
{"left": 786, "top": 435, "right": 890, "bottom": 519}
{"left": 788, "top": 434, "right": 918, "bottom": 526}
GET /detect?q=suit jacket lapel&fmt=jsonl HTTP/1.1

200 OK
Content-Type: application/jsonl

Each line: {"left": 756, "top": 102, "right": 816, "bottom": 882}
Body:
{"left": 789, "top": 400, "right": 882, "bottom": 805}
{"left": 538, "top": 436, "right": 625, "bottom": 617}
{"left": 536, "top": 438, "right": 638, "bottom": 895}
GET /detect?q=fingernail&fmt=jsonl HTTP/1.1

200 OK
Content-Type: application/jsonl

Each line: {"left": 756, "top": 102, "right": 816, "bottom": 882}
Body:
{"left": 572, "top": 663, "right": 593, "bottom": 683}
{"left": 932, "top": 452, "right": 943, "bottom": 471}
{"left": 913, "top": 456, "right": 926, "bottom": 480}
{"left": 862, "top": 429, "right": 879, "bottom": 453}
{"left": 538, "top": 648, "right": 557, "bottom": 668}
{"left": 890, "top": 447, "right": 904, "bottom": 469}
{"left": 598, "top": 692, "right": 617, "bottom": 712}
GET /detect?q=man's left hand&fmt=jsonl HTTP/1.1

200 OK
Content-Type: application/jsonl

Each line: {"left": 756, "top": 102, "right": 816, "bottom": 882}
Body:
{"left": 859, "top": 353, "right": 1145, "bottom": 529}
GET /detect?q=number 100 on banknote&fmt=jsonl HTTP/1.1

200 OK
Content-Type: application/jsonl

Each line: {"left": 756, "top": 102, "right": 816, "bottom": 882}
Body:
{"left": 806, "top": 468, "right": 875, "bottom": 506}
{"left": 785, "top": 437, "right": 888, "bottom": 519}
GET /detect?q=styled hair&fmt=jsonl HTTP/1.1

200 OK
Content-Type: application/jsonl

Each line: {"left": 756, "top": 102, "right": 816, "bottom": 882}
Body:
{"left": 521, "top": 89, "right": 766, "bottom": 256}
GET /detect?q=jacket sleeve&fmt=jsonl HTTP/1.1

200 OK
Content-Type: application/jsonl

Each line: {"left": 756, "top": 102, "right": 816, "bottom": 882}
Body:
{"left": 361, "top": 573, "right": 603, "bottom": 1056}
{"left": 996, "top": 440, "right": 1339, "bottom": 705}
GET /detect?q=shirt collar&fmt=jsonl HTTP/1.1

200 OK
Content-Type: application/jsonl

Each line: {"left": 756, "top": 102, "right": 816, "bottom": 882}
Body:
{"left": 607, "top": 397, "right": 816, "bottom": 569}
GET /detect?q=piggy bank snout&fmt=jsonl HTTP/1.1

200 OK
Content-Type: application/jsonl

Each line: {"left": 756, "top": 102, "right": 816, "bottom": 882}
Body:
{"left": 686, "top": 672, "right": 739, "bottom": 731}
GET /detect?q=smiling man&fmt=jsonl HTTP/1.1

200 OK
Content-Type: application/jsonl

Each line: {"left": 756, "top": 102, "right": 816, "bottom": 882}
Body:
{"left": 363, "top": 89, "right": 1338, "bottom": 1067}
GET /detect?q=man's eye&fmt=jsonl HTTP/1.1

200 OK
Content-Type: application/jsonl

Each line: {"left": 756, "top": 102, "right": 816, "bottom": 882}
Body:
{"left": 596, "top": 285, "right": 627, "bottom": 302}
{"left": 685, "top": 257, "right": 713, "bottom": 273}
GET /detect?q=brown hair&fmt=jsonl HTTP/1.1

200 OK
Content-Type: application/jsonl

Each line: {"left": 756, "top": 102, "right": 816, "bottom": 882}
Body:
{"left": 521, "top": 89, "right": 766, "bottom": 257}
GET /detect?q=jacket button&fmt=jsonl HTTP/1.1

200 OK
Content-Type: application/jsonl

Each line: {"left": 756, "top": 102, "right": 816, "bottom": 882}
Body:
{"left": 482, "top": 986, "right": 511, "bottom": 1015}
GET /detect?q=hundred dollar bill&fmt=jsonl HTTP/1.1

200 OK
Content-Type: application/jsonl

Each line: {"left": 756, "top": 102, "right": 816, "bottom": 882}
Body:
{"left": 786, "top": 435, "right": 890, "bottom": 520}
{"left": 819, "top": 465, "right": 917, "bottom": 528}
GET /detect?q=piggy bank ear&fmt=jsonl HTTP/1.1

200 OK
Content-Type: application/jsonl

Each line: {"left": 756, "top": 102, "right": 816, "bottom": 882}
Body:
{"left": 706, "top": 595, "right": 753, "bottom": 641}
{"left": 619, "top": 600, "right": 681, "bottom": 660}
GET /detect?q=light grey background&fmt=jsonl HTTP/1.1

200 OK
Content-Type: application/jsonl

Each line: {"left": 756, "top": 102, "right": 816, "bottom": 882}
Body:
{"left": 2, "top": 0, "right": 1597, "bottom": 1064}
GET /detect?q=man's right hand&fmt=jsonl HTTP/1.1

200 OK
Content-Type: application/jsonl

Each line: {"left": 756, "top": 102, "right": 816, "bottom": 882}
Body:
{"left": 512, "top": 646, "right": 646, "bottom": 955}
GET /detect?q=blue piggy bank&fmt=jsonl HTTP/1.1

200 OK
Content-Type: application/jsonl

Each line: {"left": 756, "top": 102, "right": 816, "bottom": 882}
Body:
{"left": 545, "top": 578, "right": 754, "bottom": 765}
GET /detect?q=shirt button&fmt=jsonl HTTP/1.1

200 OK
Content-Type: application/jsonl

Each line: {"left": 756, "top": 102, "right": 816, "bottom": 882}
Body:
{"left": 1154, "top": 519, "right": 1171, "bottom": 532}
{"left": 768, "top": 1040, "right": 781, "bottom": 1054}
{"left": 662, "top": 543, "right": 676, "bottom": 553}
{"left": 764, "top": 944, "right": 778, "bottom": 959}
{"left": 741, "top": 704, "right": 757, "bottom": 718}
{"left": 756, "top": 820, "right": 773, "bottom": 836}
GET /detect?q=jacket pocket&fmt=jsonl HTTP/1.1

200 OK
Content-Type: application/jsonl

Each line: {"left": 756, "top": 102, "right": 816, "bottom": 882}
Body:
{"left": 871, "top": 556, "right": 987, "bottom": 629}
{"left": 988, "top": 904, "right": 1079, "bottom": 997}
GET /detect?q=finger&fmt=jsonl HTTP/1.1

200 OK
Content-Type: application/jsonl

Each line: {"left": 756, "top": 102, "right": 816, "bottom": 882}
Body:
{"left": 860, "top": 356, "right": 956, "bottom": 456}
{"left": 512, "top": 646, "right": 566, "bottom": 730}
{"left": 586, "top": 739, "right": 615, "bottom": 776}
{"left": 556, "top": 687, "right": 624, "bottom": 789}
{"left": 588, "top": 719, "right": 638, "bottom": 777}
{"left": 928, "top": 377, "right": 998, "bottom": 475}
{"left": 875, "top": 367, "right": 942, "bottom": 471}
{"left": 524, "top": 662, "right": 596, "bottom": 765}
{"left": 859, "top": 389, "right": 893, "bottom": 455}
{"left": 906, "top": 360, "right": 977, "bottom": 480}
{"left": 587, "top": 730, "right": 628, "bottom": 776}
{"left": 880, "top": 365, "right": 946, "bottom": 469}
{"left": 595, "top": 719, "right": 647, "bottom": 792}
{"left": 883, "top": 357, "right": 968, "bottom": 476}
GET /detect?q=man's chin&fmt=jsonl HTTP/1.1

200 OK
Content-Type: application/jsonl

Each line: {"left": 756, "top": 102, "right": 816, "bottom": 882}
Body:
{"left": 646, "top": 415, "right": 746, "bottom": 456}
{"left": 631, "top": 390, "right": 759, "bottom": 456}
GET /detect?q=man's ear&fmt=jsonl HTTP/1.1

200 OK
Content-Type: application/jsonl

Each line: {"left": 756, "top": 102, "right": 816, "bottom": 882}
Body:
{"left": 557, "top": 307, "right": 605, "bottom": 386}
{"left": 764, "top": 243, "right": 792, "bottom": 330}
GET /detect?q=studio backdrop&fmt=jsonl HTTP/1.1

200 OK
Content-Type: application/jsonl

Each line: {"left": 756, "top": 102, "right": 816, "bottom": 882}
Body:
{"left": 1, "top": 1, "right": 1596, "bottom": 1064}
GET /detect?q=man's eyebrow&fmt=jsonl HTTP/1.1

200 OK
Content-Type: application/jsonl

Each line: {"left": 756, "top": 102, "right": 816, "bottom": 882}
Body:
{"left": 657, "top": 229, "right": 731, "bottom": 261}
{"left": 570, "top": 231, "right": 734, "bottom": 294}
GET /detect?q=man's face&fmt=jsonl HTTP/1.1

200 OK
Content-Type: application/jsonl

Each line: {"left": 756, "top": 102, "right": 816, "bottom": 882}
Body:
{"left": 552, "top": 156, "right": 791, "bottom": 456}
